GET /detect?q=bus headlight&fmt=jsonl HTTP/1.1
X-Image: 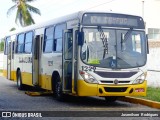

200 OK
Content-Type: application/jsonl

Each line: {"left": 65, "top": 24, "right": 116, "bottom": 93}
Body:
{"left": 133, "top": 73, "right": 146, "bottom": 84}
{"left": 79, "top": 70, "right": 98, "bottom": 84}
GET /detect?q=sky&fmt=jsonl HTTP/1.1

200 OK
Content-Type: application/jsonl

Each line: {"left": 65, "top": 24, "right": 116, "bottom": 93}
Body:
{"left": 0, "top": 0, "right": 160, "bottom": 36}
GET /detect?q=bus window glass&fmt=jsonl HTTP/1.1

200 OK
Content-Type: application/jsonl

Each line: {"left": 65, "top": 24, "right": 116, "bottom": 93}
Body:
{"left": 54, "top": 24, "right": 66, "bottom": 52}
{"left": 24, "top": 31, "right": 33, "bottom": 53}
{"left": 64, "top": 32, "right": 72, "bottom": 59}
{"left": 132, "top": 34, "right": 141, "bottom": 53}
{"left": 81, "top": 28, "right": 146, "bottom": 69}
{"left": 4, "top": 37, "right": 11, "bottom": 55}
{"left": 56, "top": 38, "right": 62, "bottom": 51}
{"left": 16, "top": 33, "right": 25, "bottom": 53}
{"left": 44, "top": 26, "right": 54, "bottom": 53}
{"left": 116, "top": 30, "right": 146, "bottom": 68}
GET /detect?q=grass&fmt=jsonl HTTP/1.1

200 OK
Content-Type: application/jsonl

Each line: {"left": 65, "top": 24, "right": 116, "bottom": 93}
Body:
{"left": 0, "top": 69, "right": 2, "bottom": 73}
{"left": 138, "top": 87, "right": 160, "bottom": 102}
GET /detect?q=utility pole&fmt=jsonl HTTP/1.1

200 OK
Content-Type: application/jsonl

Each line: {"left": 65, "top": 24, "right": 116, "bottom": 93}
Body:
{"left": 142, "top": 1, "right": 144, "bottom": 18}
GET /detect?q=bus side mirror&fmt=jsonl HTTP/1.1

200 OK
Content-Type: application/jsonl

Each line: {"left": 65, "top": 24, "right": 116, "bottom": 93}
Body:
{"left": 78, "top": 32, "right": 84, "bottom": 46}
{"left": 146, "top": 34, "right": 149, "bottom": 54}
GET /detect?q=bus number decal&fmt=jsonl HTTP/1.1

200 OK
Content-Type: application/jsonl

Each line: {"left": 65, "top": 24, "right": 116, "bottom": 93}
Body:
{"left": 82, "top": 66, "right": 96, "bottom": 72}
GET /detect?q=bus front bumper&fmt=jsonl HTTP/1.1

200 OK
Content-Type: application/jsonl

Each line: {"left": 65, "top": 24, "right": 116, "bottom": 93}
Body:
{"left": 77, "top": 80, "right": 147, "bottom": 97}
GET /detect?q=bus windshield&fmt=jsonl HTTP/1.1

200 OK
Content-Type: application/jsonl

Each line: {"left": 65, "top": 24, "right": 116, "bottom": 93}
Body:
{"left": 81, "top": 28, "right": 147, "bottom": 69}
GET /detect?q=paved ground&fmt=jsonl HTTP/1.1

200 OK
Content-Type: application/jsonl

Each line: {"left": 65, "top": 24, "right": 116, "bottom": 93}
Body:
{"left": 0, "top": 76, "right": 159, "bottom": 120}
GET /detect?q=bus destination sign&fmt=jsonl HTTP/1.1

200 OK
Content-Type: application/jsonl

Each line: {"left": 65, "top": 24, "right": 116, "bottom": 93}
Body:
{"left": 82, "top": 13, "right": 145, "bottom": 29}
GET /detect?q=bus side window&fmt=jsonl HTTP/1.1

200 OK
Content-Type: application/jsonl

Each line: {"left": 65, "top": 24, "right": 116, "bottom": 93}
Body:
{"left": 43, "top": 26, "right": 54, "bottom": 53}
{"left": 53, "top": 39, "right": 57, "bottom": 51}
{"left": 4, "top": 37, "right": 11, "bottom": 55}
{"left": 16, "top": 33, "right": 25, "bottom": 53}
{"left": 24, "top": 31, "right": 33, "bottom": 53}
{"left": 54, "top": 24, "right": 66, "bottom": 52}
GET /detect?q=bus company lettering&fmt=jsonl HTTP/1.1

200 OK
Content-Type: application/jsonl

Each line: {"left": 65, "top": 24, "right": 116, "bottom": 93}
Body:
{"left": 19, "top": 57, "right": 32, "bottom": 63}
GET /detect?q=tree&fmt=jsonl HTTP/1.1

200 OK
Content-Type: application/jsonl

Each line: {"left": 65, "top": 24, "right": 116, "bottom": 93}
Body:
{"left": 7, "top": 0, "right": 41, "bottom": 27}
{"left": 10, "top": 27, "right": 16, "bottom": 31}
{"left": 0, "top": 40, "right": 4, "bottom": 52}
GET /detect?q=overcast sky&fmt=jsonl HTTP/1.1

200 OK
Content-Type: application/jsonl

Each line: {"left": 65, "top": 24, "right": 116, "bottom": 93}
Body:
{"left": 0, "top": 0, "right": 160, "bottom": 35}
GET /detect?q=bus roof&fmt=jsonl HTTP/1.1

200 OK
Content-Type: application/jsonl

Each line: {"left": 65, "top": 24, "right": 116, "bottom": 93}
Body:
{"left": 1, "top": 11, "right": 144, "bottom": 38}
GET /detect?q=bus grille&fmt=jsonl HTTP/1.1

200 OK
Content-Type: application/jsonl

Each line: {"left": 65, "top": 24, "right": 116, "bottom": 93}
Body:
{"left": 95, "top": 71, "right": 137, "bottom": 78}
{"left": 101, "top": 81, "right": 130, "bottom": 84}
{"left": 104, "top": 87, "right": 128, "bottom": 92}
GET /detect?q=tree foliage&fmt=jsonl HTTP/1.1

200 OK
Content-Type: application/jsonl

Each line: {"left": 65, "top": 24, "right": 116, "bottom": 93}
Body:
{"left": 7, "top": 0, "right": 41, "bottom": 27}
{"left": 10, "top": 27, "right": 16, "bottom": 31}
{"left": 0, "top": 40, "right": 4, "bottom": 52}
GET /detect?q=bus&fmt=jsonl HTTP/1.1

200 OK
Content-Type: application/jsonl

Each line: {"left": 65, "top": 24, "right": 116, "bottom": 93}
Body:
{"left": 3, "top": 11, "right": 148, "bottom": 102}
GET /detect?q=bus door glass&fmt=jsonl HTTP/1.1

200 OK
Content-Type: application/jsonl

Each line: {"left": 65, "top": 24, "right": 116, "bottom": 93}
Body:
{"left": 32, "top": 35, "right": 42, "bottom": 85}
{"left": 63, "top": 30, "right": 73, "bottom": 92}
{"left": 7, "top": 41, "right": 11, "bottom": 79}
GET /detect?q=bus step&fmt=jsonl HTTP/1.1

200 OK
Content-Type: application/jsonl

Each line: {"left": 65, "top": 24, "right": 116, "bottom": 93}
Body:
{"left": 63, "top": 90, "right": 71, "bottom": 93}
{"left": 25, "top": 91, "right": 53, "bottom": 96}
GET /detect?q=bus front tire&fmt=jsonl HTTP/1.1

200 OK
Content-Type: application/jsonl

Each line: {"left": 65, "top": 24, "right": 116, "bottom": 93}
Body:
{"left": 55, "top": 81, "right": 64, "bottom": 101}
{"left": 17, "top": 71, "right": 24, "bottom": 90}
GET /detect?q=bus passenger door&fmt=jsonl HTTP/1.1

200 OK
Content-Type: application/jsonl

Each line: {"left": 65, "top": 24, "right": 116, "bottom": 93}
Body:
{"left": 32, "top": 35, "right": 42, "bottom": 85}
{"left": 7, "top": 42, "right": 11, "bottom": 79}
{"left": 63, "top": 30, "right": 73, "bottom": 92}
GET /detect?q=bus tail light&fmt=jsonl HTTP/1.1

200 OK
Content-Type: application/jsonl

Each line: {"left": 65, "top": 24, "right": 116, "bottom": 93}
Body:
{"left": 79, "top": 70, "right": 98, "bottom": 84}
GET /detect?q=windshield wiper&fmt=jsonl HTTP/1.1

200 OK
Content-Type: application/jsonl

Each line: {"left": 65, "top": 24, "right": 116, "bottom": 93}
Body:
{"left": 121, "top": 28, "right": 133, "bottom": 51}
{"left": 97, "top": 26, "right": 108, "bottom": 59}
{"left": 124, "top": 28, "right": 133, "bottom": 42}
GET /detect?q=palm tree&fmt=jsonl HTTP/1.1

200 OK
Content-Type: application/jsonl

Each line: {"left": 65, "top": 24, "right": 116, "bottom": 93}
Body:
{"left": 7, "top": 0, "right": 41, "bottom": 27}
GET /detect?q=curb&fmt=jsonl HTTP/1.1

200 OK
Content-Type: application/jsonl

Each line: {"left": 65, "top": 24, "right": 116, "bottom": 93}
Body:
{"left": 118, "top": 96, "right": 160, "bottom": 109}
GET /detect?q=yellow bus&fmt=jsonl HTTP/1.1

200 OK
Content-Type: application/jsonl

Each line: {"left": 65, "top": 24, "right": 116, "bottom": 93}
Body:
{"left": 3, "top": 11, "right": 148, "bottom": 102}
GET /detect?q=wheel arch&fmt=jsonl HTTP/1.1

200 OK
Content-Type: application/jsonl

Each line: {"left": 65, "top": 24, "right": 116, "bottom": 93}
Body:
{"left": 16, "top": 68, "right": 21, "bottom": 79}
{"left": 51, "top": 71, "right": 61, "bottom": 91}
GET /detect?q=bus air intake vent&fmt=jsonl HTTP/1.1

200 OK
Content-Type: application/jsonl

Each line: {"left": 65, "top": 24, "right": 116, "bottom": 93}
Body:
{"left": 104, "top": 87, "right": 128, "bottom": 92}
{"left": 95, "top": 71, "right": 137, "bottom": 78}
{"left": 101, "top": 81, "right": 130, "bottom": 84}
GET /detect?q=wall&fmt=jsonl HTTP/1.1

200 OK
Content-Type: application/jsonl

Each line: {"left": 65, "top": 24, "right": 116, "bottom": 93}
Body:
{"left": 146, "top": 40, "right": 160, "bottom": 87}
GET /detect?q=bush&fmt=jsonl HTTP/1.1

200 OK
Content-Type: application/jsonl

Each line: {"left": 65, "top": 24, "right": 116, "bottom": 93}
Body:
{"left": 0, "top": 40, "right": 4, "bottom": 52}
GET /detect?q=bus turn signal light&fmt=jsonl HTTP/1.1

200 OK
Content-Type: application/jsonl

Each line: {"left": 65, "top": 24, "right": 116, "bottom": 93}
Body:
{"left": 135, "top": 88, "right": 145, "bottom": 92}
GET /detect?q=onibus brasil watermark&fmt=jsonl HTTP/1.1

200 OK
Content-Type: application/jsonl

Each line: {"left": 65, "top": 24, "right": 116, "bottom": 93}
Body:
{"left": 1, "top": 112, "right": 42, "bottom": 118}
{"left": 1, "top": 111, "right": 159, "bottom": 117}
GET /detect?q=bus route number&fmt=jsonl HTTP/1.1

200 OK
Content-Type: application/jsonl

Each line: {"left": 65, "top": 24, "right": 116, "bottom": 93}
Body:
{"left": 82, "top": 66, "right": 96, "bottom": 72}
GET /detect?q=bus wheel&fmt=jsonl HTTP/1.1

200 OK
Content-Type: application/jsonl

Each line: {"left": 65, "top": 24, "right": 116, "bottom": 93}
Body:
{"left": 17, "top": 71, "right": 24, "bottom": 90}
{"left": 55, "top": 81, "right": 64, "bottom": 101}
{"left": 105, "top": 96, "right": 117, "bottom": 103}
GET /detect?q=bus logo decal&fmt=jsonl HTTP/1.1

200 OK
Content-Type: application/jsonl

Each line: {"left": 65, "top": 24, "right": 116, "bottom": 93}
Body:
{"left": 114, "top": 79, "right": 119, "bottom": 84}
